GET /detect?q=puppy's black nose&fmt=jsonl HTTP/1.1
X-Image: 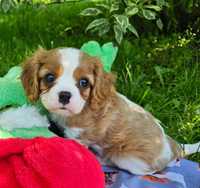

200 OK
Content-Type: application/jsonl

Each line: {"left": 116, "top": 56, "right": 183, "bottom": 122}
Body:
{"left": 59, "top": 91, "right": 71, "bottom": 105}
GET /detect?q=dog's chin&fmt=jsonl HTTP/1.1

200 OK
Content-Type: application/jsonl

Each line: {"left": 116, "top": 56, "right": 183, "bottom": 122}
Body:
{"left": 51, "top": 108, "right": 74, "bottom": 117}
{"left": 48, "top": 106, "right": 82, "bottom": 117}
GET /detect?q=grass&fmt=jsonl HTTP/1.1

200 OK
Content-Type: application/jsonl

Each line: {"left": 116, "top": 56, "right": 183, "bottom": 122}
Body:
{"left": 0, "top": 1, "right": 200, "bottom": 162}
{"left": 0, "top": 1, "right": 97, "bottom": 75}
{"left": 116, "top": 36, "right": 200, "bottom": 162}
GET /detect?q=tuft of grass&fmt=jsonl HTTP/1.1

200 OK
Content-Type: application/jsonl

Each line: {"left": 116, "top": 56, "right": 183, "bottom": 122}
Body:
{"left": 0, "top": 2, "right": 199, "bottom": 162}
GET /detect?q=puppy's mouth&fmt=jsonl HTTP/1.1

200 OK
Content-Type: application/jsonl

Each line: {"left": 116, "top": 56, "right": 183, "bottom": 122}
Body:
{"left": 60, "top": 107, "right": 67, "bottom": 110}
{"left": 47, "top": 106, "right": 76, "bottom": 116}
{"left": 59, "top": 107, "right": 73, "bottom": 113}
{"left": 52, "top": 106, "right": 74, "bottom": 115}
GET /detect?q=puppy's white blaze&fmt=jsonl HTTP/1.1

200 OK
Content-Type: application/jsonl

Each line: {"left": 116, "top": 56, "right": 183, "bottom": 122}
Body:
{"left": 41, "top": 48, "right": 86, "bottom": 116}
{"left": 59, "top": 48, "right": 85, "bottom": 114}
{"left": 111, "top": 156, "right": 155, "bottom": 175}
{"left": 59, "top": 48, "right": 80, "bottom": 75}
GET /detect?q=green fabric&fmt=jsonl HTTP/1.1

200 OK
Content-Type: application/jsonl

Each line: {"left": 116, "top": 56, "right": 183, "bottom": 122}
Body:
{"left": 0, "top": 67, "right": 28, "bottom": 109}
{"left": 0, "top": 66, "right": 54, "bottom": 138}
{"left": 81, "top": 41, "right": 118, "bottom": 72}
{"left": 0, "top": 127, "right": 54, "bottom": 138}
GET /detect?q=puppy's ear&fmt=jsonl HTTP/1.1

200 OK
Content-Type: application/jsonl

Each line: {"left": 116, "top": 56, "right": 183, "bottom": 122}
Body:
{"left": 90, "top": 58, "right": 116, "bottom": 110}
{"left": 21, "top": 48, "right": 46, "bottom": 102}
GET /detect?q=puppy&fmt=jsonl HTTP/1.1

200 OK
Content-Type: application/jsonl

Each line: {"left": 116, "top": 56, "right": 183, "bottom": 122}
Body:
{"left": 21, "top": 47, "right": 200, "bottom": 175}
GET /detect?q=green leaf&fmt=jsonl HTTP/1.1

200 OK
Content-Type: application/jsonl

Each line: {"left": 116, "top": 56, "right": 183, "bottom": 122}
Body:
{"left": 125, "top": 6, "right": 139, "bottom": 16}
{"left": 113, "top": 14, "right": 129, "bottom": 33}
{"left": 96, "top": 3, "right": 110, "bottom": 10}
{"left": 154, "top": 66, "right": 172, "bottom": 86}
{"left": 142, "top": 9, "right": 156, "bottom": 20}
{"left": 154, "top": 66, "right": 164, "bottom": 86}
{"left": 124, "top": 0, "right": 136, "bottom": 6}
{"left": 64, "top": 27, "right": 72, "bottom": 32}
{"left": 156, "top": 18, "right": 163, "bottom": 30}
{"left": 97, "top": 22, "right": 110, "bottom": 36}
{"left": 1, "top": 0, "right": 16, "bottom": 13}
{"left": 86, "top": 18, "right": 109, "bottom": 32}
{"left": 1, "top": 0, "right": 11, "bottom": 13}
{"left": 114, "top": 24, "right": 123, "bottom": 44}
{"left": 80, "top": 8, "right": 102, "bottom": 16}
{"left": 123, "top": 0, "right": 129, "bottom": 5}
{"left": 144, "top": 5, "right": 162, "bottom": 11}
{"left": 127, "top": 24, "right": 139, "bottom": 38}
{"left": 110, "top": 1, "right": 120, "bottom": 13}
{"left": 156, "top": 0, "right": 168, "bottom": 7}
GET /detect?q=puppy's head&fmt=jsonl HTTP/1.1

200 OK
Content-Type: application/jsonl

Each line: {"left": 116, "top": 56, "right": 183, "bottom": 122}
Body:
{"left": 21, "top": 48, "right": 115, "bottom": 117}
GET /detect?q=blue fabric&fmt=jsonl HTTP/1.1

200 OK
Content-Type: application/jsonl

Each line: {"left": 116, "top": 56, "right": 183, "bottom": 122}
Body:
{"left": 104, "top": 159, "right": 200, "bottom": 188}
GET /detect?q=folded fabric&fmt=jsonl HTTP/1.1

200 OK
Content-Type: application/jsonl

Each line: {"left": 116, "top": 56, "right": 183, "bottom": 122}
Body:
{"left": 104, "top": 159, "right": 200, "bottom": 188}
{"left": 0, "top": 137, "right": 105, "bottom": 188}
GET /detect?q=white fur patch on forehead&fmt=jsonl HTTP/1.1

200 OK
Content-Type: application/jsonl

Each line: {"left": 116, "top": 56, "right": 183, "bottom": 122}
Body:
{"left": 58, "top": 48, "right": 81, "bottom": 73}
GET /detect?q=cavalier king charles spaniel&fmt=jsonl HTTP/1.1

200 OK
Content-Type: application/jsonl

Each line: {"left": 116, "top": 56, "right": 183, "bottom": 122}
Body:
{"left": 21, "top": 47, "right": 200, "bottom": 175}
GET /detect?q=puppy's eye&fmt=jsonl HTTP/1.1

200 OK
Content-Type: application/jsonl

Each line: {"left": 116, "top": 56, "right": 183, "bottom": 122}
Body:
{"left": 79, "top": 78, "right": 89, "bottom": 88}
{"left": 44, "top": 73, "right": 55, "bottom": 83}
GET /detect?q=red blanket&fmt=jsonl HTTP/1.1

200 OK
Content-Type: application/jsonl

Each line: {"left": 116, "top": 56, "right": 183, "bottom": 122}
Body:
{"left": 0, "top": 137, "right": 105, "bottom": 188}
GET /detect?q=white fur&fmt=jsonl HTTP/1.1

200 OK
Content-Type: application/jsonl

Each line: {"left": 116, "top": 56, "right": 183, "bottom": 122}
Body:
{"left": 0, "top": 105, "right": 49, "bottom": 131}
{"left": 111, "top": 156, "right": 156, "bottom": 175}
{"left": 64, "top": 127, "right": 83, "bottom": 139}
{"left": 50, "top": 113, "right": 83, "bottom": 139}
{"left": 41, "top": 48, "right": 85, "bottom": 117}
{"left": 50, "top": 113, "right": 66, "bottom": 127}
{"left": 155, "top": 136, "right": 173, "bottom": 167}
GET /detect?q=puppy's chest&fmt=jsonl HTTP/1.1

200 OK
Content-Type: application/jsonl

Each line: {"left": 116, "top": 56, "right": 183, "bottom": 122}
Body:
{"left": 50, "top": 113, "right": 84, "bottom": 139}
{"left": 64, "top": 125, "right": 102, "bottom": 144}
{"left": 50, "top": 113, "right": 111, "bottom": 146}
{"left": 66, "top": 116, "right": 103, "bottom": 139}
{"left": 64, "top": 126, "right": 83, "bottom": 139}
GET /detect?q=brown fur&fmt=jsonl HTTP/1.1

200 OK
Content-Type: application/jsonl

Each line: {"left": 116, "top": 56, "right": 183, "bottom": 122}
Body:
{"left": 67, "top": 95, "right": 169, "bottom": 170}
{"left": 67, "top": 53, "right": 183, "bottom": 172}
{"left": 21, "top": 48, "right": 62, "bottom": 101}
{"left": 73, "top": 53, "right": 116, "bottom": 109}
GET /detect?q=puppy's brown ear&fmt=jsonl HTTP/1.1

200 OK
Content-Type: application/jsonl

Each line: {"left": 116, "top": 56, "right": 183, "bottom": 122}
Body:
{"left": 90, "top": 58, "right": 116, "bottom": 110}
{"left": 21, "top": 48, "right": 46, "bottom": 102}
